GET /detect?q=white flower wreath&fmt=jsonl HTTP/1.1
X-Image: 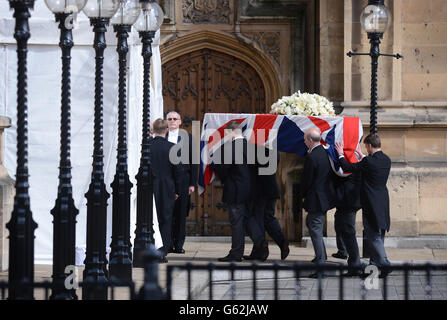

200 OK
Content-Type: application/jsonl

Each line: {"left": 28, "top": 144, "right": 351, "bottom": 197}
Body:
{"left": 270, "top": 91, "right": 335, "bottom": 116}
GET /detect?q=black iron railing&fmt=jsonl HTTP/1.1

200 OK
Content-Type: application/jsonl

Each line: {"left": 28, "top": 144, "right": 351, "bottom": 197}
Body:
{"left": 1, "top": 258, "right": 446, "bottom": 300}
{"left": 166, "top": 262, "right": 447, "bottom": 301}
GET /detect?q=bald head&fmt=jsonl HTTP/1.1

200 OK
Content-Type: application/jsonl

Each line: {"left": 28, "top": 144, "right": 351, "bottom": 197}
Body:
{"left": 304, "top": 127, "right": 321, "bottom": 149}
{"left": 305, "top": 128, "right": 321, "bottom": 142}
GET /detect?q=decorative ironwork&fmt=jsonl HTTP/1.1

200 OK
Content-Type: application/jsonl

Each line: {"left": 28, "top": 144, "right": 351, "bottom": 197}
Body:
{"left": 83, "top": 17, "right": 111, "bottom": 300}
{"left": 109, "top": 24, "right": 133, "bottom": 282}
{"left": 6, "top": 0, "right": 38, "bottom": 300}
{"left": 49, "top": 12, "right": 79, "bottom": 300}
{"left": 133, "top": 30, "right": 157, "bottom": 268}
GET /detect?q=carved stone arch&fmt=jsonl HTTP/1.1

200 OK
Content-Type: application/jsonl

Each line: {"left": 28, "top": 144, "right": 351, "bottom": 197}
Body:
{"left": 160, "top": 30, "right": 283, "bottom": 110}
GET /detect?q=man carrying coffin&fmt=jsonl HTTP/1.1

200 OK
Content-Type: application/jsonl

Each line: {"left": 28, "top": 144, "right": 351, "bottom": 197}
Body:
{"left": 335, "top": 133, "right": 392, "bottom": 277}
{"left": 244, "top": 146, "right": 290, "bottom": 261}
{"left": 213, "top": 121, "right": 268, "bottom": 262}
{"left": 298, "top": 127, "right": 337, "bottom": 267}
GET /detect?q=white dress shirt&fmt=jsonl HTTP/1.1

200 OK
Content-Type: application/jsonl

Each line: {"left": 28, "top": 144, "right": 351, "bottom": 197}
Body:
{"left": 168, "top": 129, "right": 179, "bottom": 144}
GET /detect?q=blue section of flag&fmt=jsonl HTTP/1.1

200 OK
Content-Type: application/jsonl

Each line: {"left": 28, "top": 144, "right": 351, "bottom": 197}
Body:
{"left": 276, "top": 117, "right": 307, "bottom": 156}
{"left": 198, "top": 140, "right": 206, "bottom": 189}
{"left": 324, "top": 125, "right": 340, "bottom": 170}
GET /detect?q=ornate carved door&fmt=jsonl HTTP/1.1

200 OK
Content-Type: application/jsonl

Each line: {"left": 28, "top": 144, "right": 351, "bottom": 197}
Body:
{"left": 162, "top": 48, "right": 266, "bottom": 236}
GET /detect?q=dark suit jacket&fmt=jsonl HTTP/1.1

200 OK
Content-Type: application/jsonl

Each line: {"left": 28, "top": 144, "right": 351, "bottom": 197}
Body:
{"left": 213, "top": 138, "right": 253, "bottom": 205}
{"left": 339, "top": 151, "right": 391, "bottom": 231}
{"left": 166, "top": 130, "right": 198, "bottom": 196}
{"left": 149, "top": 136, "right": 183, "bottom": 223}
{"left": 298, "top": 144, "right": 337, "bottom": 213}
{"left": 254, "top": 146, "right": 280, "bottom": 200}
{"left": 334, "top": 170, "right": 362, "bottom": 211}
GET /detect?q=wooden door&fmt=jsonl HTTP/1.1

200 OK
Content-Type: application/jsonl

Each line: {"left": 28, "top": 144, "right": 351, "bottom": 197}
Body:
{"left": 162, "top": 48, "right": 266, "bottom": 236}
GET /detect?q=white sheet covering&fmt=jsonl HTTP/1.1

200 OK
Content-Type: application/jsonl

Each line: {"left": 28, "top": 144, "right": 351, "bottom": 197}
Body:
{"left": 0, "top": 3, "right": 164, "bottom": 265}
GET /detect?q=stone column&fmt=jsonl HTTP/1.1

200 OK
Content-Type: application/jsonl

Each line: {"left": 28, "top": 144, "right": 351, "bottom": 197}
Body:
{"left": 0, "top": 116, "right": 14, "bottom": 271}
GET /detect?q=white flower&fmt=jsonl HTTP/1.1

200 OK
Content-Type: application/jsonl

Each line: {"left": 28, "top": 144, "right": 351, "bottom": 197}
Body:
{"left": 270, "top": 91, "right": 335, "bottom": 116}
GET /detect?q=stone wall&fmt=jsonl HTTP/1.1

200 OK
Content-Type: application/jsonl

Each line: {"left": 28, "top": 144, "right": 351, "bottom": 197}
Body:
{"left": 0, "top": 116, "right": 13, "bottom": 271}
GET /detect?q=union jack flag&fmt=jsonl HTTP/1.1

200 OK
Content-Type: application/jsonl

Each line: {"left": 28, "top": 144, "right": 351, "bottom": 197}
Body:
{"left": 198, "top": 113, "right": 363, "bottom": 195}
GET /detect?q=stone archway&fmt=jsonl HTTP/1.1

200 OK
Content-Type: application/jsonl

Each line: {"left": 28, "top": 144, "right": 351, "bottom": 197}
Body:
{"left": 160, "top": 30, "right": 282, "bottom": 110}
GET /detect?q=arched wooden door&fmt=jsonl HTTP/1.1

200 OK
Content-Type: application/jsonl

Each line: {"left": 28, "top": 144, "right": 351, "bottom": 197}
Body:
{"left": 162, "top": 48, "right": 266, "bottom": 236}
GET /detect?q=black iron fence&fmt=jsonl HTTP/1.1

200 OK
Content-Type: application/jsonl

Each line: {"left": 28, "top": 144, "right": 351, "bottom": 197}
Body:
{"left": 1, "top": 252, "right": 447, "bottom": 300}
{"left": 166, "top": 262, "right": 447, "bottom": 300}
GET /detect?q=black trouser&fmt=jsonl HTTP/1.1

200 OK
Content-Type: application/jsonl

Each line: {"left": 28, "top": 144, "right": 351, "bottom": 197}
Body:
{"left": 158, "top": 214, "right": 173, "bottom": 257}
{"left": 363, "top": 212, "right": 391, "bottom": 268}
{"left": 228, "top": 202, "right": 265, "bottom": 259}
{"left": 171, "top": 194, "right": 190, "bottom": 249}
{"left": 335, "top": 208, "right": 361, "bottom": 269}
{"left": 334, "top": 210, "right": 347, "bottom": 255}
{"left": 252, "top": 198, "right": 287, "bottom": 250}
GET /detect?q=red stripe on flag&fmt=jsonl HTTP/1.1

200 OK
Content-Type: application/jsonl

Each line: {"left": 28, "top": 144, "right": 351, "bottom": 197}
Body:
{"left": 207, "top": 118, "right": 246, "bottom": 150}
{"left": 343, "top": 117, "right": 360, "bottom": 163}
{"left": 203, "top": 164, "right": 213, "bottom": 187}
{"left": 308, "top": 116, "right": 331, "bottom": 146}
{"left": 249, "top": 114, "right": 278, "bottom": 145}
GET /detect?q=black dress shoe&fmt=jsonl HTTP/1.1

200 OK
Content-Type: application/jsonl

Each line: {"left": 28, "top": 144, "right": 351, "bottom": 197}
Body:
{"left": 243, "top": 255, "right": 254, "bottom": 260}
{"left": 332, "top": 252, "right": 348, "bottom": 260}
{"left": 342, "top": 271, "right": 362, "bottom": 277}
{"left": 379, "top": 268, "right": 392, "bottom": 278}
{"left": 172, "top": 248, "right": 185, "bottom": 254}
{"left": 259, "top": 246, "right": 269, "bottom": 262}
{"left": 309, "top": 272, "right": 326, "bottom": 279}
{"left": 218, "top": 255, "right": 242, "bottom": 262}
{"left": 168, "top": 247, "right": 175, "bottom": 253}
{"left": 280, "top": 242, "right": 290, "bottom": 261}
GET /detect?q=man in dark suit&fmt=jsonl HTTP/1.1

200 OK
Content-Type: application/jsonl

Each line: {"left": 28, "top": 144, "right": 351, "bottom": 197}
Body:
{"left": 335, "top": 133, "right": 392, "bottom": 277}
{"left": 165, "top": 111, "right": 198, "bottom": 254}
{"left": 333, "top": 169, "right": 362, "bottom": 275}
{"left": 244, "top": 146, "right": 290, "bottom": 261}
{"left": 213, "top": 121, "right": 268, "bottom": 262}
{"left": 298, "top": 127, "right": 336, "bottom": 265}
{"left": 150, "top": 119, "right": 182, "bottom": 263}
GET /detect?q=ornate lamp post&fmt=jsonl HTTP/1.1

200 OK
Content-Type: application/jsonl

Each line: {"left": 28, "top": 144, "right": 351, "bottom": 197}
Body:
{"left": 347, "top": 0, "right": 402, "bottom": 258}
{"left": 133, "top": 0, "right": 164, "bottom": 268}
{"left": 347, "top": 0, "right": 402, "bottom": 134}
{"left": 44, "top": 0, "right": 87, "bottom": 300}
{"left": 108, "top": 0, "right": 140, "bottom": 282}
{"left": 82, "top": 0, "right": 119, "bottom": 300}
{"left": 6, "top": 0, "right": 38, "bottom": 300}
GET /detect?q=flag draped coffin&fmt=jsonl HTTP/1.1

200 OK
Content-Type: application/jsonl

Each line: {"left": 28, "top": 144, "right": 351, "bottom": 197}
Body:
{"left": 198, "top": 113, "right": 363, "bottom": 195}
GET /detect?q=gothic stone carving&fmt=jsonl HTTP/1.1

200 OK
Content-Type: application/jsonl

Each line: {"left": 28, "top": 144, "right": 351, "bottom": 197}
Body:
{"left": 243, "top": 31, "right": 281, "bottom": 67}
{"left": 183, "top": 0, "right": 231, "bottom": 24}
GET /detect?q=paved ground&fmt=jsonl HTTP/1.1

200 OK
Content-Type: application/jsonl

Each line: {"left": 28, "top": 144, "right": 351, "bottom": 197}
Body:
{"left": 1, "top": 241, "right": 447, "bottom": 300}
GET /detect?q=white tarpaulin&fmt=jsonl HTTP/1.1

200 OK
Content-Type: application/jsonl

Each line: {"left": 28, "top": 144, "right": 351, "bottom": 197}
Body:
{"left": 0, "top": 2, "right": 164, "bottom": 265}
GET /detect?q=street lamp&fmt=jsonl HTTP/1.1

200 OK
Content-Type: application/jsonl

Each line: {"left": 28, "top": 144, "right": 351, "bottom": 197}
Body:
{"left": 133, "top": 0, "right": 164, "bottom": 268}
{"left": 44, "top": 0, "right": 87, "bottom": 300}
{"left": 347, "top": 0, "right": 402, "bottom": 134}
{"left": 6, "top": 0, "right": 38, "bottom": 300}
{"left": 82, "top": 0, "right": 119, "bottom": 300}
{"left": 109, "top": 0, "right": 140, "bottom": 282}
{"left": 347, "top": 0, "right": 402, "bottom": 259}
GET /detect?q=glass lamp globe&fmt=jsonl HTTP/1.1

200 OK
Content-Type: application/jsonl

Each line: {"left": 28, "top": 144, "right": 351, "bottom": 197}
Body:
{"left": 111, "top": 0, "right": 140, "bottom": 25}
{"left": 360, "top": 3, "right": 390, "bottom": 34}
{"left": 82, "top": 0, "right": 120, "bottom": 18}
{"left": 134, "top": 0, "right": 164, "bottom": 32}
{"left": 44, "top": 0, "right": 87, "bottom": 13}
